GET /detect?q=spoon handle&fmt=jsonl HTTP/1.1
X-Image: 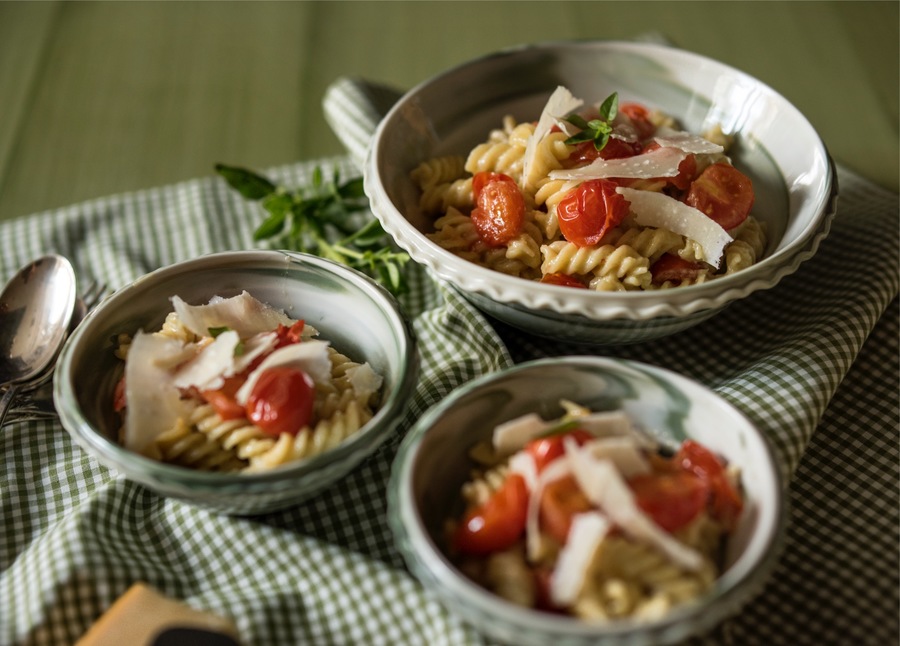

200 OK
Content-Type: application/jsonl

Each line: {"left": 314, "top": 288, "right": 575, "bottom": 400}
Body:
{"left": 0, "top": 384, "right": 21, "bottom": 427}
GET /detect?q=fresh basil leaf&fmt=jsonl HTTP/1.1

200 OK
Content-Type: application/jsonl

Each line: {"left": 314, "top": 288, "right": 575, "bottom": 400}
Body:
{"left": 214, "top": 164, "right": 276, "bottom": 200}
{"left": 207, "top": 326, "right": 231, "bottom": 338}
{"left": 598, "top": 92, "right": 619, "bottom": 121}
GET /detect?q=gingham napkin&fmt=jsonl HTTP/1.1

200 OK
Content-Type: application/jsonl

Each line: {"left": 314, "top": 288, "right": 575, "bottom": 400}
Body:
{"left": 0, "top": 77, "right": 896, "bottom": 646}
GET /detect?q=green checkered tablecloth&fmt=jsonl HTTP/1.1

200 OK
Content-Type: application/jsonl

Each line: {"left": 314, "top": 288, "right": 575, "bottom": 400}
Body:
{"left": 1, "top": 76, "right": 898, "bottom": 645}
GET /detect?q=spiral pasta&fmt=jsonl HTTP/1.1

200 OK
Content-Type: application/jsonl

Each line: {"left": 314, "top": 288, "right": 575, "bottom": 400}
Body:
{"left": 411, "top": 91, "right": 768, "bottom": 290}
{"left": 116, "top": 292, "right": 384, "bottom": 474}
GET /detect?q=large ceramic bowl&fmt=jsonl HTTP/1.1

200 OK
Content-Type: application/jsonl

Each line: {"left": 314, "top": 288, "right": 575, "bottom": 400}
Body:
{"left": 365, "top": 40, "right": 837, "bottom": 344}
{"left": 389, "top": 356, "right": 785, "bottom": 645}
{"left": 54, "top": 250, "right": 418, "bottom": 515}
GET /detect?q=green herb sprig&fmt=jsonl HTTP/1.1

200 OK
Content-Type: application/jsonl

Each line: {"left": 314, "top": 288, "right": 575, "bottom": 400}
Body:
{"left": 215, "top": 164, "right": 410, "bottom": 295}
{"left": 564, "top": 92, "right": 619, "bottom": 152}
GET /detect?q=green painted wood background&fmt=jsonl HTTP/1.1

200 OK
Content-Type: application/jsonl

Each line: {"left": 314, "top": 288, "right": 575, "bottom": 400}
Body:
{"left": 0, "top": 1, "right": 896, "bottom": 222}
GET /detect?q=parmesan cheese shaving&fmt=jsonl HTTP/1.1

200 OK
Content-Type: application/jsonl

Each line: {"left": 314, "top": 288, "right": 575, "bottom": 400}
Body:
{"left": 172, "top": 330, "right": 240, "bottom": 391}
{"left": 564, "top": 438, "right": 704, "bottom": 571}
{"left": 123, "top": 332, "right": 198, "bottom": 455}
{"left": 616, "top": 186, "right": 732, "bottom": 267}
{"left": 346, "top": 363, "right": 384, "bottom": 400}
{"left": 235, "top": 340, "right": 331, "bottom": 405}
{"left": 548, "top": 146, "right": 686, "bottom": 181}
{"left": 523, "top": 455, "right": 571, "bottom": 562}
{"left": 584, "top": 436, "right": 651, "bottom": 479}
{"left": 522, "top": 86, "right": 584, "bottom": 186}
{"left": 171, "top": 291, "right": 295, "bottom": 339}
{"left": 492, "top": 413, "right": 552, "bottom": 456}
{"left": 652, "top": 127, "right": 725, "bottom": 154}
{"left": 549, "top": 511, "right": 611, "bottom": 607}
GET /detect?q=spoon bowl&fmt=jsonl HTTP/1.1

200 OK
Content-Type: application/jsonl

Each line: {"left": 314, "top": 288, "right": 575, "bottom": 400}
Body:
{"left": 0, "top": 254, "right": 77, "bottom": 387}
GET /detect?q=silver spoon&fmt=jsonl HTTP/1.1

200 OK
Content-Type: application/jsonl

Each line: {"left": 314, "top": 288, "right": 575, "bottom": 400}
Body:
{"left": 0, "top": 255, "right": 77, "bottom": 425}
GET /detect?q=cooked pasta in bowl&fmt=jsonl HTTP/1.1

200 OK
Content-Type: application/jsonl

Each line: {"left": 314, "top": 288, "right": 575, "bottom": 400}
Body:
{"left": 365, "top": 40, "right": 836, "bottom": 344}
{"left": 388, "top": 357, "right": 785, "bottom": 645}
{"left": 54, "top": 251, "right": 418, "bottom": 515}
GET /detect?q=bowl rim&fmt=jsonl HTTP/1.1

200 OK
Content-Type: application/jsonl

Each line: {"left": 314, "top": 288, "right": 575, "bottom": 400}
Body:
{"left": 53, "top": 249, "right": 419, "bottom": 488}
{"left": 388, "top": 355, "right": 788, "bottom": 639}
{"left": 365, "top": 38, "right": 837, "bottom": 321}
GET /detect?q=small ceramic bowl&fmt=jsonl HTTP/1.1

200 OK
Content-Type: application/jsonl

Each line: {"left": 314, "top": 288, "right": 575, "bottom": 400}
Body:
{"left": 388, "top": 356, "right": 785, "bottom": 645}
{"left": 365, "top": 40, "right": 837, "bottom": 344}
{"left": 54, "top": 250, "right": 418, "bottom": 515}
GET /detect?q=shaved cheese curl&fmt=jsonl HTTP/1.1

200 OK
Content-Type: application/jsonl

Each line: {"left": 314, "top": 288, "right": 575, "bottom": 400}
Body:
{"left": 616, "top": 187, "right": 733, "bottom": 267}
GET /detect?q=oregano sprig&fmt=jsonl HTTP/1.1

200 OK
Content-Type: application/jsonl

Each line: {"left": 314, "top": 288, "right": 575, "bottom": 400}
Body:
{"left": 215, "top": 163, "right": 410, "bottom": 295}
{"left": 564, "top": 91, "right": 619, "bottom": 151}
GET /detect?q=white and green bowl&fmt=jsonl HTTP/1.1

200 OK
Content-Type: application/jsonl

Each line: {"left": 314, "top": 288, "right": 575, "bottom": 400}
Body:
{"left": 365, "top": 40, "right": 837, "bottom": 344}
{"left": 54, "top": 250, "right": 418, "bottom": 515}
{"left": 388, "top": 356, "right": 786, "bottom": 645}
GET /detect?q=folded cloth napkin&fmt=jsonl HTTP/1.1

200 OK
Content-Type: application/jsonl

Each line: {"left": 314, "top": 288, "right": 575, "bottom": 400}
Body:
{"left": 0, "top": 74, "right": 896, "bottom": 646}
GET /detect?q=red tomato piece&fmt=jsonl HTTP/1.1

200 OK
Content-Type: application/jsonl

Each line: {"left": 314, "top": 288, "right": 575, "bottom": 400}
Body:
{"left": 619, "top": 102, "right": 656, "bottom": 139}
{"left": 113, "top": 375, "right": 127, "bottom": 412}
{"left": 540, "top": 273, "right": 588, "bottom": 289}
{"left": 274, "top": 320, "right": 306, "bottom": 349}
{"left": 685, "top": 162, "right": 754, "bottom": 230}
{"left": 201, "top": 374, "right": 246, "bottom": 420}
{"left": 556, "top": 179, "right": 630, "bottom": 247}
{"left": 539, "top": 474, "right": 594, "bottom": 544}
{"left": 567, "top": 138, "right": 641, "bottom": 167}
{"left": 650, "top": 253, "right": 707, "bottom": 286}
{"left": 470, "top": 172, "right": 525, "bottom": 247}
{"left": 524, "top": 429, "right": 594, "bottom": 473}
{"left": 629, "top": 471, "right": 710, "bottom": 533}
{"left": 642, "top": 141, "right": 698, "bottom": 191}
{"left": 245, "top": 366, "right": 315, "bottom": 437}
{"left": 677, "top": 440, "right": 744, "bottom": 531}
{"left": 454, "top": 473, "right": 529, "bottom": 555}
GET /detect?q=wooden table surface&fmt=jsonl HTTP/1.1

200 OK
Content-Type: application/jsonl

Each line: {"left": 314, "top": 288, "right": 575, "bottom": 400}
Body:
{"left": 0, "top": 1, "right": 896, "bottom": 222}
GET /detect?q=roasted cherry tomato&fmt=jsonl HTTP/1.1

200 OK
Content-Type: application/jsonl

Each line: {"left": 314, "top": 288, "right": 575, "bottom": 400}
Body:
{"left": 642, "top": 141, "right": 698, "bottom": 191}
{"left": 245, "top": 366, "right": 315, "bottom": 437}
{"left": 677, "top": 440, "right": 744, "bottom": 530}
{"left": 202, "top": 374, "right": 247, "bottom": 420}
{"left": 470, "top": 171, "right": 525, "bottom": 247}
{"left": 113, "top": 376, "right": 127, "bottom": 412}
{"left": 629, "top": 470, "right": 710, "bottom": 533}
{"left": 539, "top": 474, "right": 594, "bottom": 544}
{"left": 566, "top": 138, "right": 641, "bottom": 167}
{"left": 454, "top": 473, "right": 529, "bottom": 555}
{"left": 273, "top": 320, "right": 306, "bottom": 348}
{"left": 650, "top": 253, "right": 707, "bottom": 286}
{"left": 685, "top": 162, "right": 754, "bottom": 230}
{"left": 619, "top": 102, "right": 656, "bottom": 139}
{"left": 557, "top": 178, "right": 630, "bottom": 247}
{"left": 524, "top": 429, "right": 594, "bottom": 473}
{"left": 540, "top": 273, "right": 588, "bottom": 289}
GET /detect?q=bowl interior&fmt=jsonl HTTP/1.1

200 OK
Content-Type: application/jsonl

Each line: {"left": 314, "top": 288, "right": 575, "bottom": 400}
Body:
{"left": 394, "top": 357, "right": 784, "bottom": 638}
{"left": 367, "top": 40, "right": 832, "bottom": 312}
{"left": 56, "top": 250, "right": 415, "bottom": 482}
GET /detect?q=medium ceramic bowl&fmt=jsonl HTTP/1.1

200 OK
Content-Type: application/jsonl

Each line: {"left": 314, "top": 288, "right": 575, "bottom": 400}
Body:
{"left": 365, "top": 40, "right": 837, "bottom": 344}
{"left": 388, "top": 356, "right": 785, "bottom": 645}
{"left": 54, "top": 250, "right": 418, "bottom": 515}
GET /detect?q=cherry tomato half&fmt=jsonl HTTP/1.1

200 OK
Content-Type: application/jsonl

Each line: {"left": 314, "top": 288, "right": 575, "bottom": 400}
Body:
{"left": 470, "top": 171, "right": 525, "bottom": 247}
{"left": 202, "top": 374, "right": 247, "bottom": 420}
{"left": 685, "top": 162, "right": 754, "bottom": 230}
{"left": 245, "top": 366, "right": 315, "bottom": 437}
{"left": 540, "top": 273, "right": 588, "bottom": 289}
{"left": 454, "top": 473, "right": 529, "bottom": 555}
{"left": 619, "top": 102, "right": 656, "bottom": 140}
{"left": 629, "top": 471, "right": 710, "bottom": 533}
{"left": 539, "top": 474, "right": 594, "bottom": 544}
{"left": 642, "top": 141, "right": 698, "bottom": 191}
{"left": 676, "top": 440, "right": 744, "bottom": 530}
{"left": 557, "top": 179, "right": 630, "bottom": 247}
{"left": 524, "top": 429, "right": 594, "bottom": 473}
{"left": 113, "top": 376, "right": 127, "bottom": 412}
{"left": 650, "top": 253, "right": 707, "bottom": 286}
{"left": 566, "top": 138, "right": 641, "bottom": 167}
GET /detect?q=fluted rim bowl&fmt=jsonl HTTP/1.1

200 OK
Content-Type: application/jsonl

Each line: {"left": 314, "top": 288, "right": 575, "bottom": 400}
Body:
{"left": 388, "top": 356, "right": 786, "bottom": 645}
{"left": 365, "top": 40, "right": 837, "bottom": 344}
{"left": 54, "top": 250, "right": 418, "bottom": 515}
